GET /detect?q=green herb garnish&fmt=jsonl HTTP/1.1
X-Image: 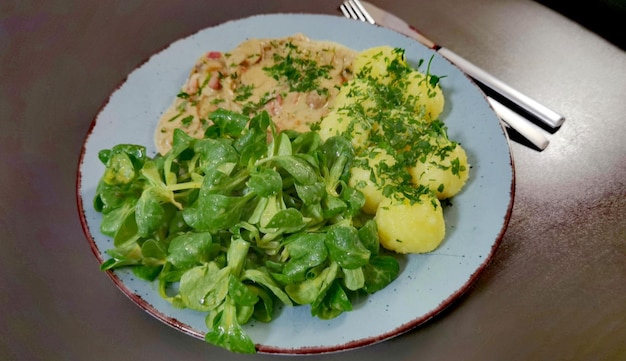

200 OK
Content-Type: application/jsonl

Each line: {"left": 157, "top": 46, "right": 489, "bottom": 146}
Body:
{"left": 263, "top": 42, "right": 333, "bottom": 95}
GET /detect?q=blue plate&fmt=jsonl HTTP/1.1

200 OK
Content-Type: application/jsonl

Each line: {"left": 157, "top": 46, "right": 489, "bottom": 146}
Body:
{"left": 77, "top": 13, "right": 514, "bottom": 354}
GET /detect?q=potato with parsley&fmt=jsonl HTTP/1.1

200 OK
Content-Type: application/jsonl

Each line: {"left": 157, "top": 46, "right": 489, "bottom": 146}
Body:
{"left": 320, "top": 45, "right": 469, "bottom": 255}
{"left": 317, "top": 110, "right": 371, "bottom": 149}
{"left": 404, "top": 69, "right": 445, "bottom": 121}
{"left": 352, "top": 45, "right": 443, "bottom": 121}
{"left": 352, "top": 46, "right": 407, "bottom": 82}
{"left": 348, "top": 148, "right": 397, "bottom": 215}
{"left": 375, "top": 193, "right": 446, "bottom": 254}
{"left": 409, "top": 141, "right": 470, "bottom": 199}
{"left": 331, "top": 78, "right": 378, "bottom": 110}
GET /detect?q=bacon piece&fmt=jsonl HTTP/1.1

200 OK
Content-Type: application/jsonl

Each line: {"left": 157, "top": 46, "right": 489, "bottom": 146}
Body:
{"left": 265, "top": 94, "right": 283, "bottom": 116}
{"left": 208, "top": 71, "right": 221, "bottom": 90}
{"left": 207, "top": 51, "right": 222, "bottom": 59}
{"left": 306, "top": 91, "right": 328, "bottom": 109}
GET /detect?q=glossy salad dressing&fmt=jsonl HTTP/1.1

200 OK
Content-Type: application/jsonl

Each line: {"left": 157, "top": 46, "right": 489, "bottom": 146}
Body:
{"left": 155, "top": 34, "right": 357, "bottom": 154}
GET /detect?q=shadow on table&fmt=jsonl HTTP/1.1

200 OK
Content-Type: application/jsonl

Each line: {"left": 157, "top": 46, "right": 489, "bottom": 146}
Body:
{"left": 535, "top": 0, "right": 626, "bottom": 50}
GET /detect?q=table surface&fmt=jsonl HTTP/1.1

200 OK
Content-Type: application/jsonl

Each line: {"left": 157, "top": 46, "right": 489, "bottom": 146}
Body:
{"left": 1, "top": 1, "right": 625, "bottom": 360}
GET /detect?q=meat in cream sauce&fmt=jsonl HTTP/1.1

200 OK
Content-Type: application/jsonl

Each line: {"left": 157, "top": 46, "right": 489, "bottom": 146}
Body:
{"left": 155, "top": 34, "right": 357, "bottom": 154}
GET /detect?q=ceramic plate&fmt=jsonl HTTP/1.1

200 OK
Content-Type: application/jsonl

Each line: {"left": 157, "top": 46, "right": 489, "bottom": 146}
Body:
{"left": 77, "top": 14, "right": 514, "bottom": 354}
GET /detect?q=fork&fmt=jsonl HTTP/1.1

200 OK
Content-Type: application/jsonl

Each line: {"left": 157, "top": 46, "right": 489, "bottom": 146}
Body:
{"left": 339, "top": 0, "right": 551, "bottom": 151}
{"left": 340, "top": 1, "right": 372, "bottom": 23}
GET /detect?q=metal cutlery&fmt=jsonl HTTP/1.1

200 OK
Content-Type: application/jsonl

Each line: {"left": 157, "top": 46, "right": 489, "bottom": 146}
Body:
{"left": 340, "top": 0, "right": 558, "bottom": 150}
{"left": 341, "top": 0, "right": 565, "bottom": 129}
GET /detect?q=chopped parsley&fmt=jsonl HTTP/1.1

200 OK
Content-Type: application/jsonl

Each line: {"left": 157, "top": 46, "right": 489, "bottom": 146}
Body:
{"left": 234, "top": 84, "right": 255, "bottom": 102}
{"left": 241, "top": 92, "right": 276, "bottom": 116}
{"left": 196, "top": 73, "right": 213, "bottom": 96}
{"left": 331, "top": 48, "right": 457, "bottom": 206}
{"left": 176, "top": 91, "right": 191, "bottom": 99}
{"left": 180, "top": 115, "right": 194, "bottom": 127}
{"left": 263, "top": 41, "right": 333, "bottom": 95}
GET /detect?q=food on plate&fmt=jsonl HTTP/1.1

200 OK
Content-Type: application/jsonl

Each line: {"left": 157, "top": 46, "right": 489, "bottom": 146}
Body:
{"left": 318, "top": 45, "right": 469, "bottom": 253}
{"left": 408, "top": 140, "right": 470, "bottom": 200}
{"left": 155, "top": 34, "right": 357, "bottom": 155}
{"left": 94, "top": 110, "right": 400, "bottom": 354}
{"left": 93, "top": 36, "right": 469, "bottom": 353}
{"left": 376, "top": 194, "right": 445, "bottom": 253}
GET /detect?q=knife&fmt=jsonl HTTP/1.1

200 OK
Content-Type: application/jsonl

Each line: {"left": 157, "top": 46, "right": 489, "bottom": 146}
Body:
{"left": 487, "top": 96, "right": 549, "bottom": 150}
{"left": 356, "top": 0, "right": 565, "bottom": 130}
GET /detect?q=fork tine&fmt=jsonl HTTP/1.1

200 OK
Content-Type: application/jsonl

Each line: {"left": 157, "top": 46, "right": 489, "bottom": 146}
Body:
{"left": 346, "top": 0, "right": 366, "bottom": 22}
{"left": 339, "top": 3, "right": 352, "bottom": 19}
{"left": 341, "top": 1, "right": 359, "bottom": 20}
{"left": 350, "top": 0, "right": 376, "bottom": 24}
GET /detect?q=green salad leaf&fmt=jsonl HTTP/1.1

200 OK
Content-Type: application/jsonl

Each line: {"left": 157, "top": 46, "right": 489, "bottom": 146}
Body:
{"left": 94, "top": 109, "right": 400, "bottom": 353}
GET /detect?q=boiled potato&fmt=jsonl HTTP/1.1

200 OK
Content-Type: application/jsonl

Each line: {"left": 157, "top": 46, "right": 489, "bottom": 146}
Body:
{"left": 375, "top": 193, "right": 445, "bottom": 254}
{"left": 408, "top": 142, "right": 469, "bottom": 199}
{"left": 368, "top": 107, "right": 425, "bottom": 142}
{"left": 317, "top": 110, "right": 370, "bottom": 150}
{"left": 318, "top": 45, "right": 467, "bottom": 256}
{"left": 348, "top": 148, "right": 396, "bottom": 214}
{"left": 404, "top": 70, "right": 445, "bottom": 121}
{"left": 352, "top": 46, "right": 407, "bottom": 82}
{"left": 331, "top": 78, "right": 377, "bottom": 110}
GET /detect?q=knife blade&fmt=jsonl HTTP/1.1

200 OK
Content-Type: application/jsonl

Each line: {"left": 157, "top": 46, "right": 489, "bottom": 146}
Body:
{"left": 359, "top": 0, "right": 565, "bottom": 130}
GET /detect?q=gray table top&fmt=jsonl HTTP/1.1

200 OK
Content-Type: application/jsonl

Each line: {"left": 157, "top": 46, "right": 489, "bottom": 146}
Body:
{"left": 1, "top": 1, "right": 624, "bottom": 360}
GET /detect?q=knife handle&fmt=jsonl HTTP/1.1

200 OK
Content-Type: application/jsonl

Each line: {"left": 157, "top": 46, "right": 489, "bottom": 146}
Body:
{"left": 487, "top": 96, "right": 549, "bottom": 150}
{"left": 437, "top": 47, "right": 564, "bottom": 129}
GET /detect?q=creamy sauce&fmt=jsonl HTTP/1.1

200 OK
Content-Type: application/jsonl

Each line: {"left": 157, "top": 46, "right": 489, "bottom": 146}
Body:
{"left": 155, "top": 34, "right": 357, "bottom": 154}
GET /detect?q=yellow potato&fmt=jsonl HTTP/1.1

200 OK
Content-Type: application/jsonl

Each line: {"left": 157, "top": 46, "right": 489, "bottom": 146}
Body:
{"left": 375, "top": 193, "right": 445, "bottom": 254}
{"left": 408, "top": 142, "right": 469, "bottom": 199}
{"left": 348, "top": 149, "right": 396, "bottom": 214}
{"left": 352, "top": 46, "right": 407, "bottom": 82}
{"left": 404, "top": 70, "right": 445, "bottom": 121}
{"left": 331, "top": 78, "right": 377, "bottom": 110}
{"left": 317, "top": 110, "right": 370, "bottom": 150}
{"left": 369, "top": 107, "right": 426, "bottom": 142}
{"left": 315, "top": 45, "right": 468, "bottom": 256}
